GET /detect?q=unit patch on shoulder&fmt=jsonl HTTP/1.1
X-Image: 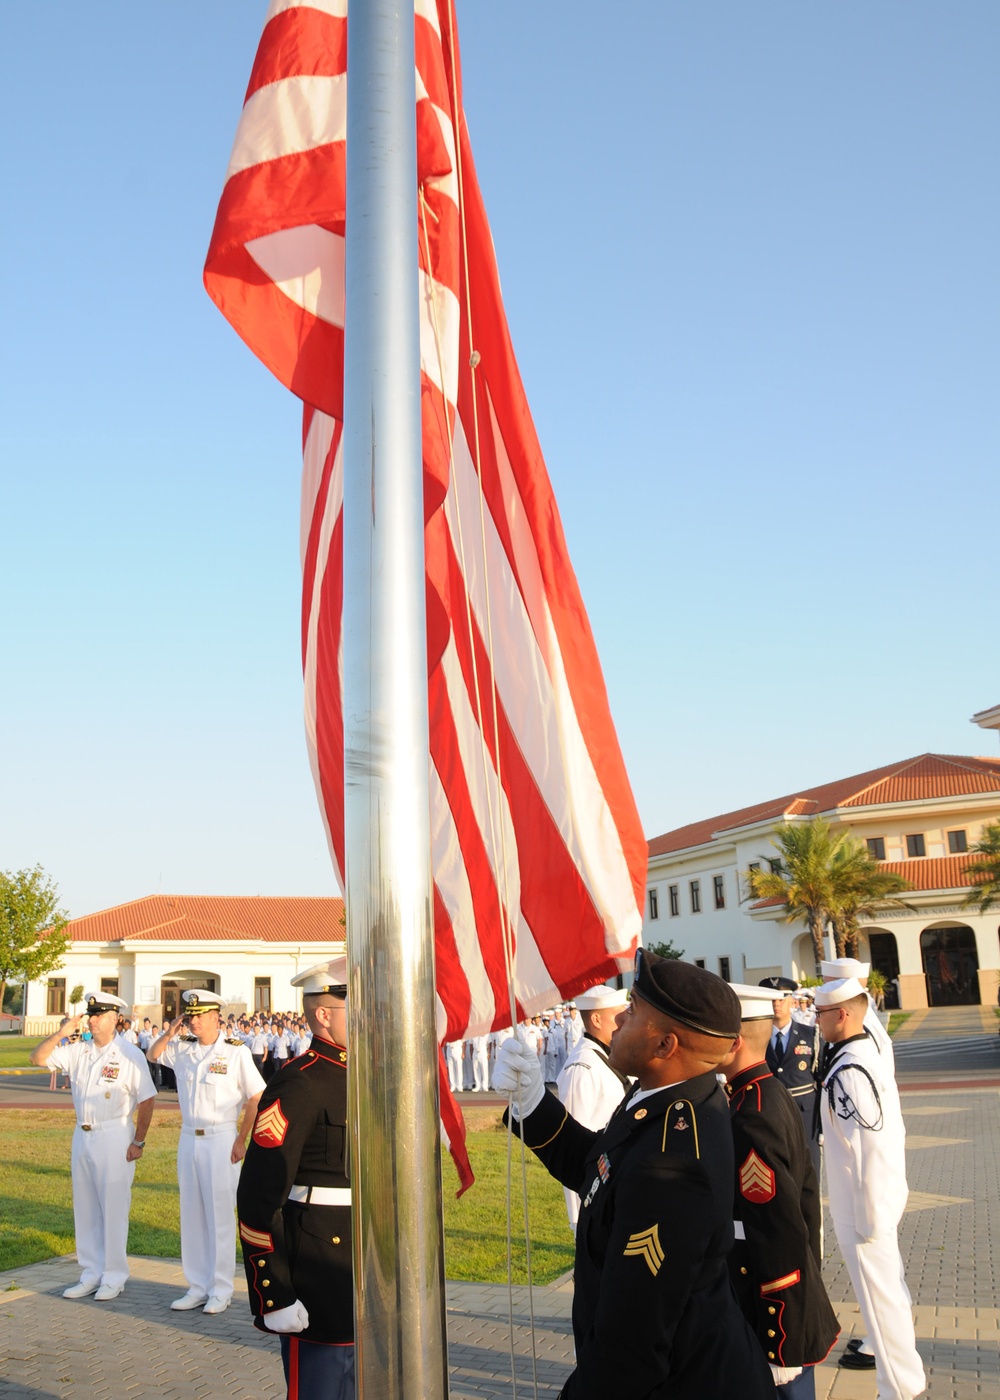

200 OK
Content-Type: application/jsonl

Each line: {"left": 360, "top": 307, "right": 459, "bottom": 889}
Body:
{"left": 253, "top": 1099, "right": 289, "bottom": 1148}
{"left": 739, "top": 1149, "right": 776, "bottom": 1203}
{"left": 623, "top": 1224, "right": 665, "bottom": 1277}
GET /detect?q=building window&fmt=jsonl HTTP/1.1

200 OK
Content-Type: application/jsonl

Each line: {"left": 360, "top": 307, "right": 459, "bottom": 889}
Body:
{"left": 713, "top": 875, "right": 725, "bottom": 909}
{"left": 254, "top": 978, "right": 271, "bottom": 1013}
{"left": 100, "top": 977, "right": 119, "bottom": 997}
{"left": 718, "top": 956, "right": 731, "bottom": 982}
{"left": 906, "top": 833, "right": 926, "bottom": 858}
{"left": 690, "top": 880, "right": 701, "bottom": 913}
{"left": 668, "top": 884, "right": 680, "bottom": 917}
{"left": 866, "top": 837, "right": 886, "bottom": 861}
{"left": 768, "top": 858, "right": 781, "bottom": 875}
{"left": 694, "top": 958, "right": 706, "bottom": 969}
{"left": 947, "top": 829, "right": 968, "bottom": 854}
{"left": 648, "top": 887, "right": 659, "bottom": 920}
{"left": 47, "top": 978, "right": 66, "bottom": 1016}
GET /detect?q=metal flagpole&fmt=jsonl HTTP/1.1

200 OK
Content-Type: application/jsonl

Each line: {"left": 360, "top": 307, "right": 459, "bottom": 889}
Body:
{"left": 341, "top": 0, "right": 450, "bottom": 1397}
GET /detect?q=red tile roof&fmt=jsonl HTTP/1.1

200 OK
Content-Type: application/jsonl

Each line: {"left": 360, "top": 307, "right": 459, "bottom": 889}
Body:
{"left": 66, "top": 895, "right": 346, "bottom": 944}
{"left": 750, "top": 854, "right": 987, "bottom": 910}
{"left": 648, "top": 754, "right": 1000, "bottom": 858}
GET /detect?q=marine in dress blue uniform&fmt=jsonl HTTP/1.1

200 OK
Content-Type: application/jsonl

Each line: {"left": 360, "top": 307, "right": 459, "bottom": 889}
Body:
{"left": 725, "top": 984, "right": 840, "bottom": 1399}
{"left": 495, "top": 950, "right": 774, "bottom": 1400}
{"left": 237, "top": 958, "right": 354, "bottom": 1400}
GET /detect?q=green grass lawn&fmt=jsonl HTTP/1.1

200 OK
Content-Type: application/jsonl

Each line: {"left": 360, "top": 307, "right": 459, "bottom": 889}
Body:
{"left": 888, "top": 1012, "right": 913, "bottom": 1036}
{"left": 0, "top": 1036, "right": 45, "bottom": 1069}
{"left": 0, "top": 1105, "right": 573, "bottom": 1285}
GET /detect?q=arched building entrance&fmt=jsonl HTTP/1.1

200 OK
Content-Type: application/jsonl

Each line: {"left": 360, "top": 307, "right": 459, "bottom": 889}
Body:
{"left": 920, "top": 925, "right": 980, "bottom": 1006}
{"left": 865, "top": 930, "right": 900, "bottom": 1010}
{"left": 161, "top": 971, "right": 220, "bottom": 1022}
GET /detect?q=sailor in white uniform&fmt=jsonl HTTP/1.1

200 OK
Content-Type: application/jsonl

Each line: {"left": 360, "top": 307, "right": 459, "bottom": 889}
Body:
{"left": 148, "top": 990, "right": 264, "bottom": 1314}
{"left": 543, "top": 1010, "right": 567, "bottom": 1083}
{"left": 30, "top": 991, "right": 157, "bottom": 1301}
{"left": 554, "top": 984, "right": 631, "bottom": 1231}
{"left": 564, "top": 1004, "right": 584, "bottom": 1051}
{"left": 816, "top": 979, "right": 925, "bottom": 1400}
{"left": 470, "top": 1032, "right": 490, "bottom": 1091}
{"left": 821, "top": 958, "right": 894, "bottom": 1067}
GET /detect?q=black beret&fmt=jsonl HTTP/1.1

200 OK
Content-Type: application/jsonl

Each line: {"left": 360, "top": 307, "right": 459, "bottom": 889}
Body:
{"left": 758, "top": 976, "right": 798, "bottom": 993}
{"left": 632, "top": 948, "right": 741, "bottom": 1039}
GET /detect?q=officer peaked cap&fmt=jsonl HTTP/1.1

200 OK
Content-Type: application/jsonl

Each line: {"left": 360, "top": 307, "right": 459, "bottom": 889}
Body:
{"left": 758, "top": 976, "right": 798, "bottom": 996}
{"left": 729, "top": 983, "right": 778, "bottom": 1020}
{"left": 291, "top": 956, "right": 349, "bottom": 998}
{"left": 632, "top": 948, "right": 741, "bottom": 1039}
{"left": 84, "top": 991, "right": 128, "bottom": 1016}
{"left": 181, "top": 989, "right": 224, "bottom": 1015}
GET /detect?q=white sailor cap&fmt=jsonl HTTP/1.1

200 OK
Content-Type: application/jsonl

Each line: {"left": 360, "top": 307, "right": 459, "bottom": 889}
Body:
{"left": 84, "top": 991, "right": 128, "bottom": 1016}
{"left": 291, "top": 956, "right": 349, "bottom": 998}
{"left": 820, "top": 957, "right": 870, "bottom": 980}
{"left": 728, "top": 983, "right": 778, "bottom": 1020}
{"left": 181, "top": 989, "right": 224, "bottom": 1015}
{"left": 574, "top": 984, "right": 629, "bottom": 1011}
{"left": 814, "top": 977, "right": 866, "bottom": 1008}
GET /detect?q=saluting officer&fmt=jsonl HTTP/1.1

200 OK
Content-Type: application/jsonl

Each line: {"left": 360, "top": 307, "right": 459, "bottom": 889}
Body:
{"left": 30, "top": 991, "right": 156, "bottom": 1301}
{"left": 554, "top": 984, "right": 631, "bottom": 1232}
{"left": 147, "top": 989, "right": 265, "bottom": 1315}
{"left": 237, "top": 958, "right": 354, "bottom": 1400}
{"left": 724, "top": 984, "right": 840, "bottom": 1398}
{"left": 760, "top": 976, "right": 823, "bottom": 1177}
{"left": 495, "top": 950, "right": 774, "bottom": 1400}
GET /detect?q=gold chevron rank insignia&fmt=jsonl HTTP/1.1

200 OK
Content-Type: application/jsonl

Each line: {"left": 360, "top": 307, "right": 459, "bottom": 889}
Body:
{"left": 623, "top": 1224, "right": 664, "bottom": 1276}
{"left": 739, "top": 1149, "right": 776, "bottom": 1203}
{"left": 253, "top": 1099, "right": 289, "bottom": 1148}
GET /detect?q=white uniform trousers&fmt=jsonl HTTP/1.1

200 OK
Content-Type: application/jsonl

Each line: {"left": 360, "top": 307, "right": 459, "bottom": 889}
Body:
{"left": 178, "top": 1126, "right": 241, "bottom": 1301}
{"left": 833, "top": 1223, "right": 925, "bottom": 1400}
{"left": 472, "top": 1045, "right": 489, "bottom": 1091}
{"left": 71, "top": 1121, "right": 135, "bottom": 1289}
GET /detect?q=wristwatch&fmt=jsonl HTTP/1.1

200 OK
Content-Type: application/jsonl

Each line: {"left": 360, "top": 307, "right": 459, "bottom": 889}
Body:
{"left": 132, "top": 1140, "right": 146, "bottom": 1149}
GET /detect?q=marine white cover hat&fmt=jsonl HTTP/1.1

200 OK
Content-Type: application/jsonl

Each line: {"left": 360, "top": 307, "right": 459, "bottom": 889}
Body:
{"left": 820, "top": 957, "right": 870, "bottom": 979}
{"left": 291, "top": 955, "right": 349, "bottom": 996}
{"left": 728, "top": 983, "right": 778, "bottom": 1020}
{"left": 574, "top": 984, "right": 629, "bottom": 1011}
{"left": 813, "top": 977, "right": 866, "bottom": 1008}
{"left": 84, "top": 990, "right": 128, "bottom": 1015}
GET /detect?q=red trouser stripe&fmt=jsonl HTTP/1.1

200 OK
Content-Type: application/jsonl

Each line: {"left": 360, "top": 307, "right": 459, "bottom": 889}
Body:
{"left": 287, "top": 1336, "right": 299, "bottom": 1400}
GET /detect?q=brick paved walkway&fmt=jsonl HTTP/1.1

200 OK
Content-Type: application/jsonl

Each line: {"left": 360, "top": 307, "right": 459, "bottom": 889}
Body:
{"left": 0, "top": 1083, "right": 995, "bottom": 1398}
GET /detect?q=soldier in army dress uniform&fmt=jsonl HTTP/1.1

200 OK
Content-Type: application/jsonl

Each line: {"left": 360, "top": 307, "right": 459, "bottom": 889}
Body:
{"left": 237, "top": 958, "right": 354, "bottom": 1400}
{"left": 495, "top": 949, "right": 774, "bottom": 1400}
{"left": 724, "top": 984, "right": 840, "bottom": 1398}
{"left": 760, "top": 976, "right": 823, "bottom": 1178}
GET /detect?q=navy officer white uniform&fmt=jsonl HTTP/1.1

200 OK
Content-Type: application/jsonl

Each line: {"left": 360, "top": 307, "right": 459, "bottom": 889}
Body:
{"left": 496, "top": 950, "right": 775, "bottom": 1400}
{"left": 30, "top": 991, "right": 156, "bottom": 1301}
{"left": 148, "top": 989, "right": 264, "bottom": 1314}
{"left": 817, "top": 978, "right": 924, "bottom": 1400}
{"left": 554, "top": 984, "right": 631, "bottom": 1232}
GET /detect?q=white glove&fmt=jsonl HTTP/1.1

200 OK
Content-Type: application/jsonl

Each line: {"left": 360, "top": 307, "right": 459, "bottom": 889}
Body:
{"left": 264, "top": 1300, "right": 310, "bottom": 1333}
{"left": 769, "top": 1366, "right": 802, "bottom": 1385}
{"left": 493, "top": 1035, "right": 544, "bottom": 1118}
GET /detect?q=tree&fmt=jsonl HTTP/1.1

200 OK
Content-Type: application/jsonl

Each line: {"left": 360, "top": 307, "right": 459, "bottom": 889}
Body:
{"left": 827, "top": 842, "right": 912, "bottom": 958}
{"left": 745, "top": 818, "right": 854, "bottom": 967}
{"left": 646, "top": 938, "right": 685, "bottom": 960}
{"left": 963, "top": 821, "right": 1000, "bottom": 915}
{"left": 0, "top": 867, "right": 70, "bottom": 1012}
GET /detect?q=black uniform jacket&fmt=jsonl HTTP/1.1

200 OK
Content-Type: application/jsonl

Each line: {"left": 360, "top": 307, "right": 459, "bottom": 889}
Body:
{"left": 727, "top": 1063, "right": 839, "bottom": 1368}
{"left": 509, "top": 1073, "right": 774, "bottom": 1400}
{"left": 236, "top": 1035, "right": 352, "bottom": 1344}
{"left": 765, "top": 1022, "right": 821, "bottom": 1124}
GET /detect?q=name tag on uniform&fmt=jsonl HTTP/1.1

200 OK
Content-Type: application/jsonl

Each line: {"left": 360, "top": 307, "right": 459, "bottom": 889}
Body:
{"left": 208, "top": 1060, "right": 229, "bottom": 1075}
{"left": 101, "top": 1064, "right": 120, "bottom": 1081}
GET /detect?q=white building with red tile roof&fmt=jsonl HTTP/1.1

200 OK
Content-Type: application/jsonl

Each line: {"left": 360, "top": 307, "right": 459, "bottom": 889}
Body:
{"left": 25, "top": 895, "right": 345, "bottom": 1033}
{"left": 643, "top": 753, "right": 1000, "bottom": 1010}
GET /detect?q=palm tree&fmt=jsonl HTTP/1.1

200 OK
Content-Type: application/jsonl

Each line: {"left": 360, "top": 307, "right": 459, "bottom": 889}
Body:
{"left": 828, "top": 843, "right": 912, "bottom": 957}
{"left": 963, "top": 820, "right": 1000, "bottom": 914}
{"left": 745, "top": 818, "right": 854, "bottom": 967}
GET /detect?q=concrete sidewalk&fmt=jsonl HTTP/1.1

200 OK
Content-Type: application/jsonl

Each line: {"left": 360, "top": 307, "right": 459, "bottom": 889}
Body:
{"left": 0, "top": 1082, "right": 996, "bottom": 1398}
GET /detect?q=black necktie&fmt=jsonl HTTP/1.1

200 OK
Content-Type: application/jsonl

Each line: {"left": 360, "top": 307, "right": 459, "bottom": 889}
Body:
{"left": 774, "top": 1031, "right": 785, "bottom": 1059}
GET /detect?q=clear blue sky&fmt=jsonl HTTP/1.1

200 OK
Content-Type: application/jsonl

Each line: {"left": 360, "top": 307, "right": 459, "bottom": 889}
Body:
{"left": 2, "top": 3, "right": 997, "bottom": 918}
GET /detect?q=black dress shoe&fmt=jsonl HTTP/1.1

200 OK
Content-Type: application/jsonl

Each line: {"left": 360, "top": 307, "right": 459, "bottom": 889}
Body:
{"left": 846, "top": 1339, "right": 863, "bottom": 1353}
{"left": 839, "top": 1348, "right": 876, "bottom": 1370}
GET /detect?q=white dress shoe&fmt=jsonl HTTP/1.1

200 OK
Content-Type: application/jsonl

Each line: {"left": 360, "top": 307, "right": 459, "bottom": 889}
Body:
{"left": 170, "top": 1291, "right": 209, "bottom": 1311}
{"left": 63, "top": 1280, "right": 99, "bottom": 1299}
{"left": 203, "top": 1295, "right": 231, "bottom": 1315}
{"left": 94, "top": 1283, "right": 124, "bottom": 1302}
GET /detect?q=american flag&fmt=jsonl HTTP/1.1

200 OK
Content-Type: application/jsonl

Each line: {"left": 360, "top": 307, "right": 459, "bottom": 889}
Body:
{"left": 205, "top": 0, "right": 646, "bottom": 1189}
